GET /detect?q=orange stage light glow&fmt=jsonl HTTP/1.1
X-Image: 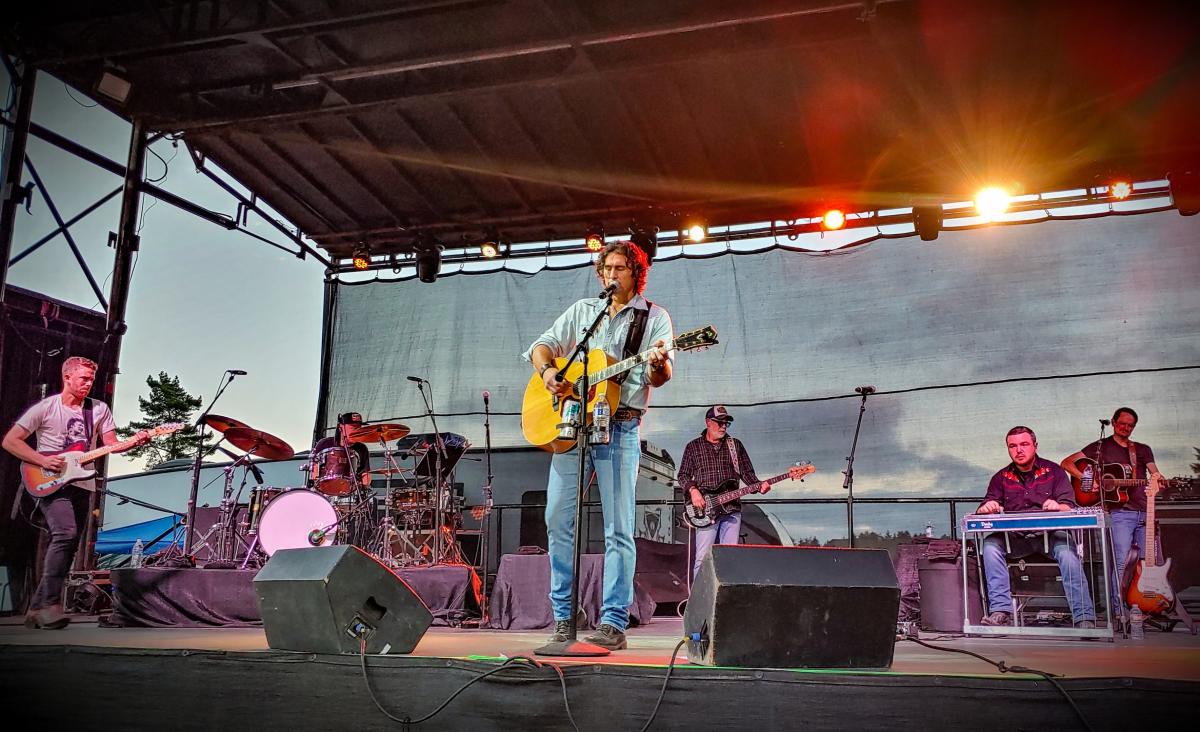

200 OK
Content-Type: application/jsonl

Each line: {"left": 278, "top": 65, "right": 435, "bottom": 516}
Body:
{"left": 822, "top": 209, "right": 846, "bottom": 230}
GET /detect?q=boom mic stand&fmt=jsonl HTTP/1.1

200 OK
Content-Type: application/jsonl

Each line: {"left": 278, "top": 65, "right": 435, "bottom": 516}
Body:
{"left": 842, "top": 385, "right": 875, "bottom": 549}
{"left": 479, "top": 390, "right": 495, "bottom": 622}
{"left": 183, "top": 370, "right": 241, "bottom": 557}
{"left": 535, "top": 288, "right": 616, "bottom": 657}
{"left": 414, "top": 378, "right": 448, "bottom": 565}
{"left": 1094, "top": 419, "right": 1128, "bottom": 637}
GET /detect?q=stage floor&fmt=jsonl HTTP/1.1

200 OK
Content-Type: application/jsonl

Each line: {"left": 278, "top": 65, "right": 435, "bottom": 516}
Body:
{"left": 3, "top": 614, "right": 1199, "bottom": 681}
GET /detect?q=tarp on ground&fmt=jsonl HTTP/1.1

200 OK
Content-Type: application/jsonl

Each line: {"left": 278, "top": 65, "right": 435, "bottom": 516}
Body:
{"left": 95, "top": 515, "right": 183, "bottom": 555}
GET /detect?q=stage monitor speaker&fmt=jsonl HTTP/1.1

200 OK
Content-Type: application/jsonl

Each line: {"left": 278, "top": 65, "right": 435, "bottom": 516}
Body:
{"left": 254, "top": 545, "right": 432, "bottom": 654}
{"left": 684, "top": 545, "right": 900, "bottom": 669}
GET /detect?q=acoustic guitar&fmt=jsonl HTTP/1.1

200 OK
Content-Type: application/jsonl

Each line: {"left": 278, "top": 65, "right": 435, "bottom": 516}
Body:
{"left": 21, "top": 423, "right": 184, "bottom": 498}
{"left": 1126, "top": 474, "right": 1174, "bottom": 616}
{"left": 1070, "top": 457, "right": 1190, "bottom": 508}
{"left": 521, "top": 325, "right": 718, "bottom": 452}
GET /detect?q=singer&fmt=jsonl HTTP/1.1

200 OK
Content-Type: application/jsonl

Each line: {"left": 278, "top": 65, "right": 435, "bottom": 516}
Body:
{"left": 523, "top": 240, "right": 674, "bottom": 650}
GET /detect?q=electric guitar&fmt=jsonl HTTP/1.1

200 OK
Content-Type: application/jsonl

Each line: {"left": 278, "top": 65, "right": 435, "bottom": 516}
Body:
{"left": 1126, "top": 474, "right": 1175, "bottom": 616}
{"left": 521, "top": 325, "right": 718, "bottom": 453}
{"left": 21, "top": 423, "right": 185, "bottom": 498}
{"left": 1070, "top": 457, "right": 1190, "bottom": 508}
{"left": 682, "top": 462, "right": 815, "bottom": 529}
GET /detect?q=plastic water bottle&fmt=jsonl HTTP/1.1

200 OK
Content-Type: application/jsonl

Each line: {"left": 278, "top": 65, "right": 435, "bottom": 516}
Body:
{"left": 590, "top": 400, "right": 610, "bottom": 445}
{"left": 1128, "top": 605, "right": 1144, "bottom": 640}
{"left": 925, "top": 521, "right": 934, "bottom": 539}
{"left": 131, "top": 538, "right": 144, "bottom": 568}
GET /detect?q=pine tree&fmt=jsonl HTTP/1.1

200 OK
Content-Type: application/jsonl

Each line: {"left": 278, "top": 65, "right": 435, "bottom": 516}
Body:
{"left": 118, "top": 372, "right": 211, "bottom": 468}
{"left": 1191, "top": 447, "right": 1199, "bottom": 476}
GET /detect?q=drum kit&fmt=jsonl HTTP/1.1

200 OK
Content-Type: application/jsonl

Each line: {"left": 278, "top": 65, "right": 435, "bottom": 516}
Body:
{"left": 192, "top": 414, "right": 469, "bottom": 570}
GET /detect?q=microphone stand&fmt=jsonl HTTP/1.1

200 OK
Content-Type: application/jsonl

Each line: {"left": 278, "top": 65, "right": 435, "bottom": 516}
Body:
{"left": 414, "top": 379, "right": 447, "bottom": 565}
{"left": 478, "top": 393, "right": 495, "bottom": 622}
{"left": 535, "top": 288, "right": 615, "bottom": 657}
{"left": 842, "top": 387, "right": 874, "bottom": 549}
{"left": 1094, "top": 419, "right": 1127, "bottom": 636}
{"left": 183, "top": 371, "right": 240, "bottom": 556}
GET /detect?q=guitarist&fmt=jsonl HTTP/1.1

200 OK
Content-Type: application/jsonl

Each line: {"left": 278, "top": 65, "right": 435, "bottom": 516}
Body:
{"left": 1060, "top": 407, "right": 1166, "bottom": 595}
{"left": 2, "top": 356, "right": 147, "bottom": 629}
{"left": 524, "top": 240, "right": 673, "bottom": 651}
{"left": 676, "top": 406, "right": 770, "bottom": 579}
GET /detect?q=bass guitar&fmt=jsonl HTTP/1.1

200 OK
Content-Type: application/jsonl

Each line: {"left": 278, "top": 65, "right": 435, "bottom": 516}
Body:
{"left": 1070, "top": 457, "right": 1190, "bottom": 508}
{"left": 521, "top": 326, "right": 718, "bottom": 453}
{"left": 1126, "top": 474, "right": 1174, "bottom": 616}
{"left": 682, "top": 462, "right": 815, "bottom": 529}
{"left": 21, "top": 423, "right": 185, "bottom": 498}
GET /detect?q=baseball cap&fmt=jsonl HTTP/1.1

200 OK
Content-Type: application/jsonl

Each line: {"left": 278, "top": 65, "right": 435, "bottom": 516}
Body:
{"left": 705, "top": 405, "right": 733, "bottom": 424}
{"left": 337, "top": 411, "right": 364, "bottom": 426}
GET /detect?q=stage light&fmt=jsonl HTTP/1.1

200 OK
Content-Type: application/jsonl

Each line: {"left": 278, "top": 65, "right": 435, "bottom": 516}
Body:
{"left": 415, "top": 239, "right": 442, "bottom": 283}
{"left": 629, "top": 226, "right": 658, "bottom": 261}
{"left": 685, "top": 221, "right": 707, "bottom": 243}
{"left": 912, "top": 204, "right": 944, "bottom": 241}
{"left": 822, "top": 209, "right": 845, "bottom": 230}
{"left": 95, "top": 69, "right": 132, "bottom": 104}
{"left": 1169, "top": 170, "right": 1199, "bottom": 216}
{"left": 352, "top": 246, "right": 370, "bottom": 271}
{"left": 480, "top": 229, "right": 501, "bottom": 258}
{"left": 584, "top": 224, "right": 604, "bottom": 252}
{"left": 974, "top": 187, "right": 1010, "bottom": 220}
{"left": 1109, "top": 180, "right": 1132, "bottom": 200}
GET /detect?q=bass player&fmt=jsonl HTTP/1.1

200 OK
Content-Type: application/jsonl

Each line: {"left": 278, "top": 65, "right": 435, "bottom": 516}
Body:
{"left": 3, "top": 356, "right": 148, "bottom": 629}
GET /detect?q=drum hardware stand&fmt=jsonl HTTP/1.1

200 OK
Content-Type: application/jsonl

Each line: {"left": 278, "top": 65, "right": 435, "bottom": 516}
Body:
{"left": 477, "top": 390, "right": 495, "bottom": 621}
{"left": 184, "top": 370, "right": 242, "bottom": 556}
{"left": 365, "top": 435, "right": 412, "bottom": 566}
{"left": 536, "top": 283, "right": 616, "bottom": 657}
{"left": 192, "top": 451, "right": 258, "bottom": 567}
{"left": 841, "top": 385, "right": 875, "bottom": 549}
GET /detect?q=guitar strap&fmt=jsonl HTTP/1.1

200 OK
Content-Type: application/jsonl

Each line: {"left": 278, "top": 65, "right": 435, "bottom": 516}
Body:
{"left": 1127, "top": 442, "right": 1138, "bottom": 479}
{"left": 726, "top": 438, "right": 740, "bottom": 476}
{"left": 83, "top": 398, "right": 95, "bottom": 449}
{"left": 612, "top": 300, "right": 651, "bottom": 387}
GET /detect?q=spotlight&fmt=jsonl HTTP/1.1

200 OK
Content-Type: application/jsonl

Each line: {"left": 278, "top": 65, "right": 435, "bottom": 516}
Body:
{"left": 912, "top": 204, "right": 944, "bottom": 241}
{"left": 822, "top": 209, "right": 846, "bottom": 231}
{"left": 685, "top": 221, "right": 707, "bottom": 243}
{"left": 974, "top": 187, "right": 1010, "bottom": 221}
{"left": 415, "top": 238, "right": 442, "bottom": 283}
{"left": 352, "top": 246, "right": 370, "bottom": 271}
{"left": 1108, "top": 180, "right": 1133, "bottom": 201}
{"left": 629, "top": 226, "right": 658, "bottom": 261}
{"left": 1169, "top": 171, "right": 1199, "bottom": 216}
{"left": 480, "top": 230, "right": 501, "bottom": 258}
{"left": 584, "top": 224, "right": 604, "bottom": 252}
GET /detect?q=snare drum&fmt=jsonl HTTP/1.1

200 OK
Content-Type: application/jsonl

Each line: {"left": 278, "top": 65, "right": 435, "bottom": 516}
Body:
{"left": 257, "top": 489, "right": 338, "bottom": 556}
{"left": 247, "top": 487, "right": 285, "bottom": 534}
{"left": 313, "top": 446, "right": 355, "bottom": 496}
{"left": 390, "top": 488, "right": 432, "bottom": 511}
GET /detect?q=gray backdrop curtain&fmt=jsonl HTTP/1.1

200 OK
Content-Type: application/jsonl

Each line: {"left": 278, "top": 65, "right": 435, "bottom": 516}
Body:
{"left": 324, "top": 211, "right": 1199, "bottom": 541}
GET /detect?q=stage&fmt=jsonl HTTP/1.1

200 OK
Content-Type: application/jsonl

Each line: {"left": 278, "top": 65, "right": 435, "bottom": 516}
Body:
{"left": 3, "top": 615, "right": 1198, "bottom": 729}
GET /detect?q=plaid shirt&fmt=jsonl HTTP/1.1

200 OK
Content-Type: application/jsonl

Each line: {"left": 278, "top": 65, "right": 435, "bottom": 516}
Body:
{"left": 676, "top": 432, "right": 761, "bottom": 511}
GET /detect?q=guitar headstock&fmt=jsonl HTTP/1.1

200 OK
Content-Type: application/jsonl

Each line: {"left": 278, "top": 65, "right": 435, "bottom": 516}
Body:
{"left": 790, "top": 461, "right": 816, "bottom": 479}
{"left": 1147, "top": 473, "right": 1160, "bottom": 499}
{"left": 674, "top": 325, "right": 718, "bottom": 353}
{"left": 152, "top": 422, "right": 187, "bottom": 436}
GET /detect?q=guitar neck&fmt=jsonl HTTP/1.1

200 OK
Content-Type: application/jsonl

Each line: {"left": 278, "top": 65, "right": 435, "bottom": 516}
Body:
{"left": 1145, "top": 483, "right": 1158, "bottom": 565}
{"left": 712, "top": 470, "right": 792, "bottom": 504}
{"left": 593, "top": 344, "right": 671, "bottom": 384}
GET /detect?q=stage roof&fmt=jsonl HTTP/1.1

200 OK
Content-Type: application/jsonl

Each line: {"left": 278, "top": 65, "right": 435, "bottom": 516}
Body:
{"left": 6, "top": 1, "right": 1199, "bottom": 259}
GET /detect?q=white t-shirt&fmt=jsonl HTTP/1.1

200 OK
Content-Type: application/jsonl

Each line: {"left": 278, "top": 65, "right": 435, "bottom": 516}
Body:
{"left": 15, "top": 395, "right": 117, "bottom": 491}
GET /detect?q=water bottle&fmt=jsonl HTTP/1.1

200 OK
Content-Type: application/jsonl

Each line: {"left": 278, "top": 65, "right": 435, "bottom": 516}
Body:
{"left": 557, "top": 399, "right": 582, "bottom": 440}
{"left": 1128, "top": 605, "right": 1144, "bottom": 640}
{"left": 925, "top": 521, "right": 934, "bottom": 539}
{"left": 131, "top": 538, "right": 144, "bottom": 568}
{"left": 590, "top": 400, "right": 611, "bottom": 445}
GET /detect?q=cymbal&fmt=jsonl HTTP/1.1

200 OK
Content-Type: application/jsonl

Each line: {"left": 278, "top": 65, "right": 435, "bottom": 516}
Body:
{"left": 368, "top": 466, "right": 412, "bottom": 476}
{"left": 201, "top": 413, "right": 251, "bottom": 434}
{"left": 347, "top": 423, "right": 411, "bottom": 443}
{"left": 223, "top": 426, "right": 295, "bottom": 461}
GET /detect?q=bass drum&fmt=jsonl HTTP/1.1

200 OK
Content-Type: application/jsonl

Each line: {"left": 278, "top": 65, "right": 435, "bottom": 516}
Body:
{"left": 257, "top": 489, "right": 338, "bottom": 556}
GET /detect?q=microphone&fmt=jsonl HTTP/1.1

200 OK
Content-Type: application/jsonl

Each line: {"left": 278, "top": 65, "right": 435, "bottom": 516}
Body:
{"left": 308, "top": 529, "right": 326, "bottom": 546}
{"left": 246, "top": 460, "right": 265, "bottom": 485}
{"left": 1100, "top": 419, "right": 1111, "bottom": 426}
{"left": 598, "top": 281, "right": 618, "bottom": 298}
{"left": 482, "top": 390, "right": 490, "bottom": 405}
{"left": 227, "top": 369, "right": 247, "bottom": 376}
{"left": 854, "top": 385, "right": 876, "bottom": 395}
{"left": 406, "top": 376, "right": 425, "bottom": 383}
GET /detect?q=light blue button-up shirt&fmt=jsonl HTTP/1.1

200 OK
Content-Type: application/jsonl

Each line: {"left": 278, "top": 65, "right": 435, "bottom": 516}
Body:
{"left": 523, "top": 294, "right": 674, "bottom": 411}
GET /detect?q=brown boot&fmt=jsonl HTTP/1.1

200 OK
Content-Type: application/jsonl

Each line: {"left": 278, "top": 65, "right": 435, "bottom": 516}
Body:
{"left": 37, "top": 604, "right": 70, "bottom": 630}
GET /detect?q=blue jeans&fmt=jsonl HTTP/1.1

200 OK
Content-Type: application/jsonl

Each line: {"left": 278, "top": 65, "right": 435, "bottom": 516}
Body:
{"left": 982, "top": 531, "right": 1096, "bottom": 622}
{"left": 544, "top": 418, "right": 640, "bottom": 631}
{"left": 691, "top": 511, "right": 741, "bottom": 580}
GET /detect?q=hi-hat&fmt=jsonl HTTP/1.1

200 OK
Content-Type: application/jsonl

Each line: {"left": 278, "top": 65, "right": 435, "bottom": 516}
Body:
{"left": 367, "top": 466, "right": 412, "bottom": 476}
{"left": 347, "top": 423, "right": 411, "bottom": 443}
{"left": 223, "top": 427, "right": 295, "bottom": 461}
{"left": 201, "top": 414, "right": 251, "bottom": 434}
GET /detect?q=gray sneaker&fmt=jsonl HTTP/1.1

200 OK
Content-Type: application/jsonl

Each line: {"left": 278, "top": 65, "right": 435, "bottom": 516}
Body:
{"left": 548, "top": 619, "right": 571, "bottom": 643}
{"left": 583, "top": 623, "right": 627, "bottom": 650}
{"left": 1075, "top": 620, "right": 1096, "bottom": 629}
{"left": 980, "top": 611, "right": 1012, "bottom": 627}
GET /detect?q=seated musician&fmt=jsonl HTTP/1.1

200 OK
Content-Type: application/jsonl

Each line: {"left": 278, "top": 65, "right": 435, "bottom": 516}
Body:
{"left": 311, "top": 412, "right": 372, "bottom": 490}
{"left": 976, "top": 426, "right": 1096, "bottom": 628}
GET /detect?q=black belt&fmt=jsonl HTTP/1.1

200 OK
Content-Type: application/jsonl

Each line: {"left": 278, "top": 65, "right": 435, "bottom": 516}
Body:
{"left": 613, "top": 407, "right": 643, "bottom": 422}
